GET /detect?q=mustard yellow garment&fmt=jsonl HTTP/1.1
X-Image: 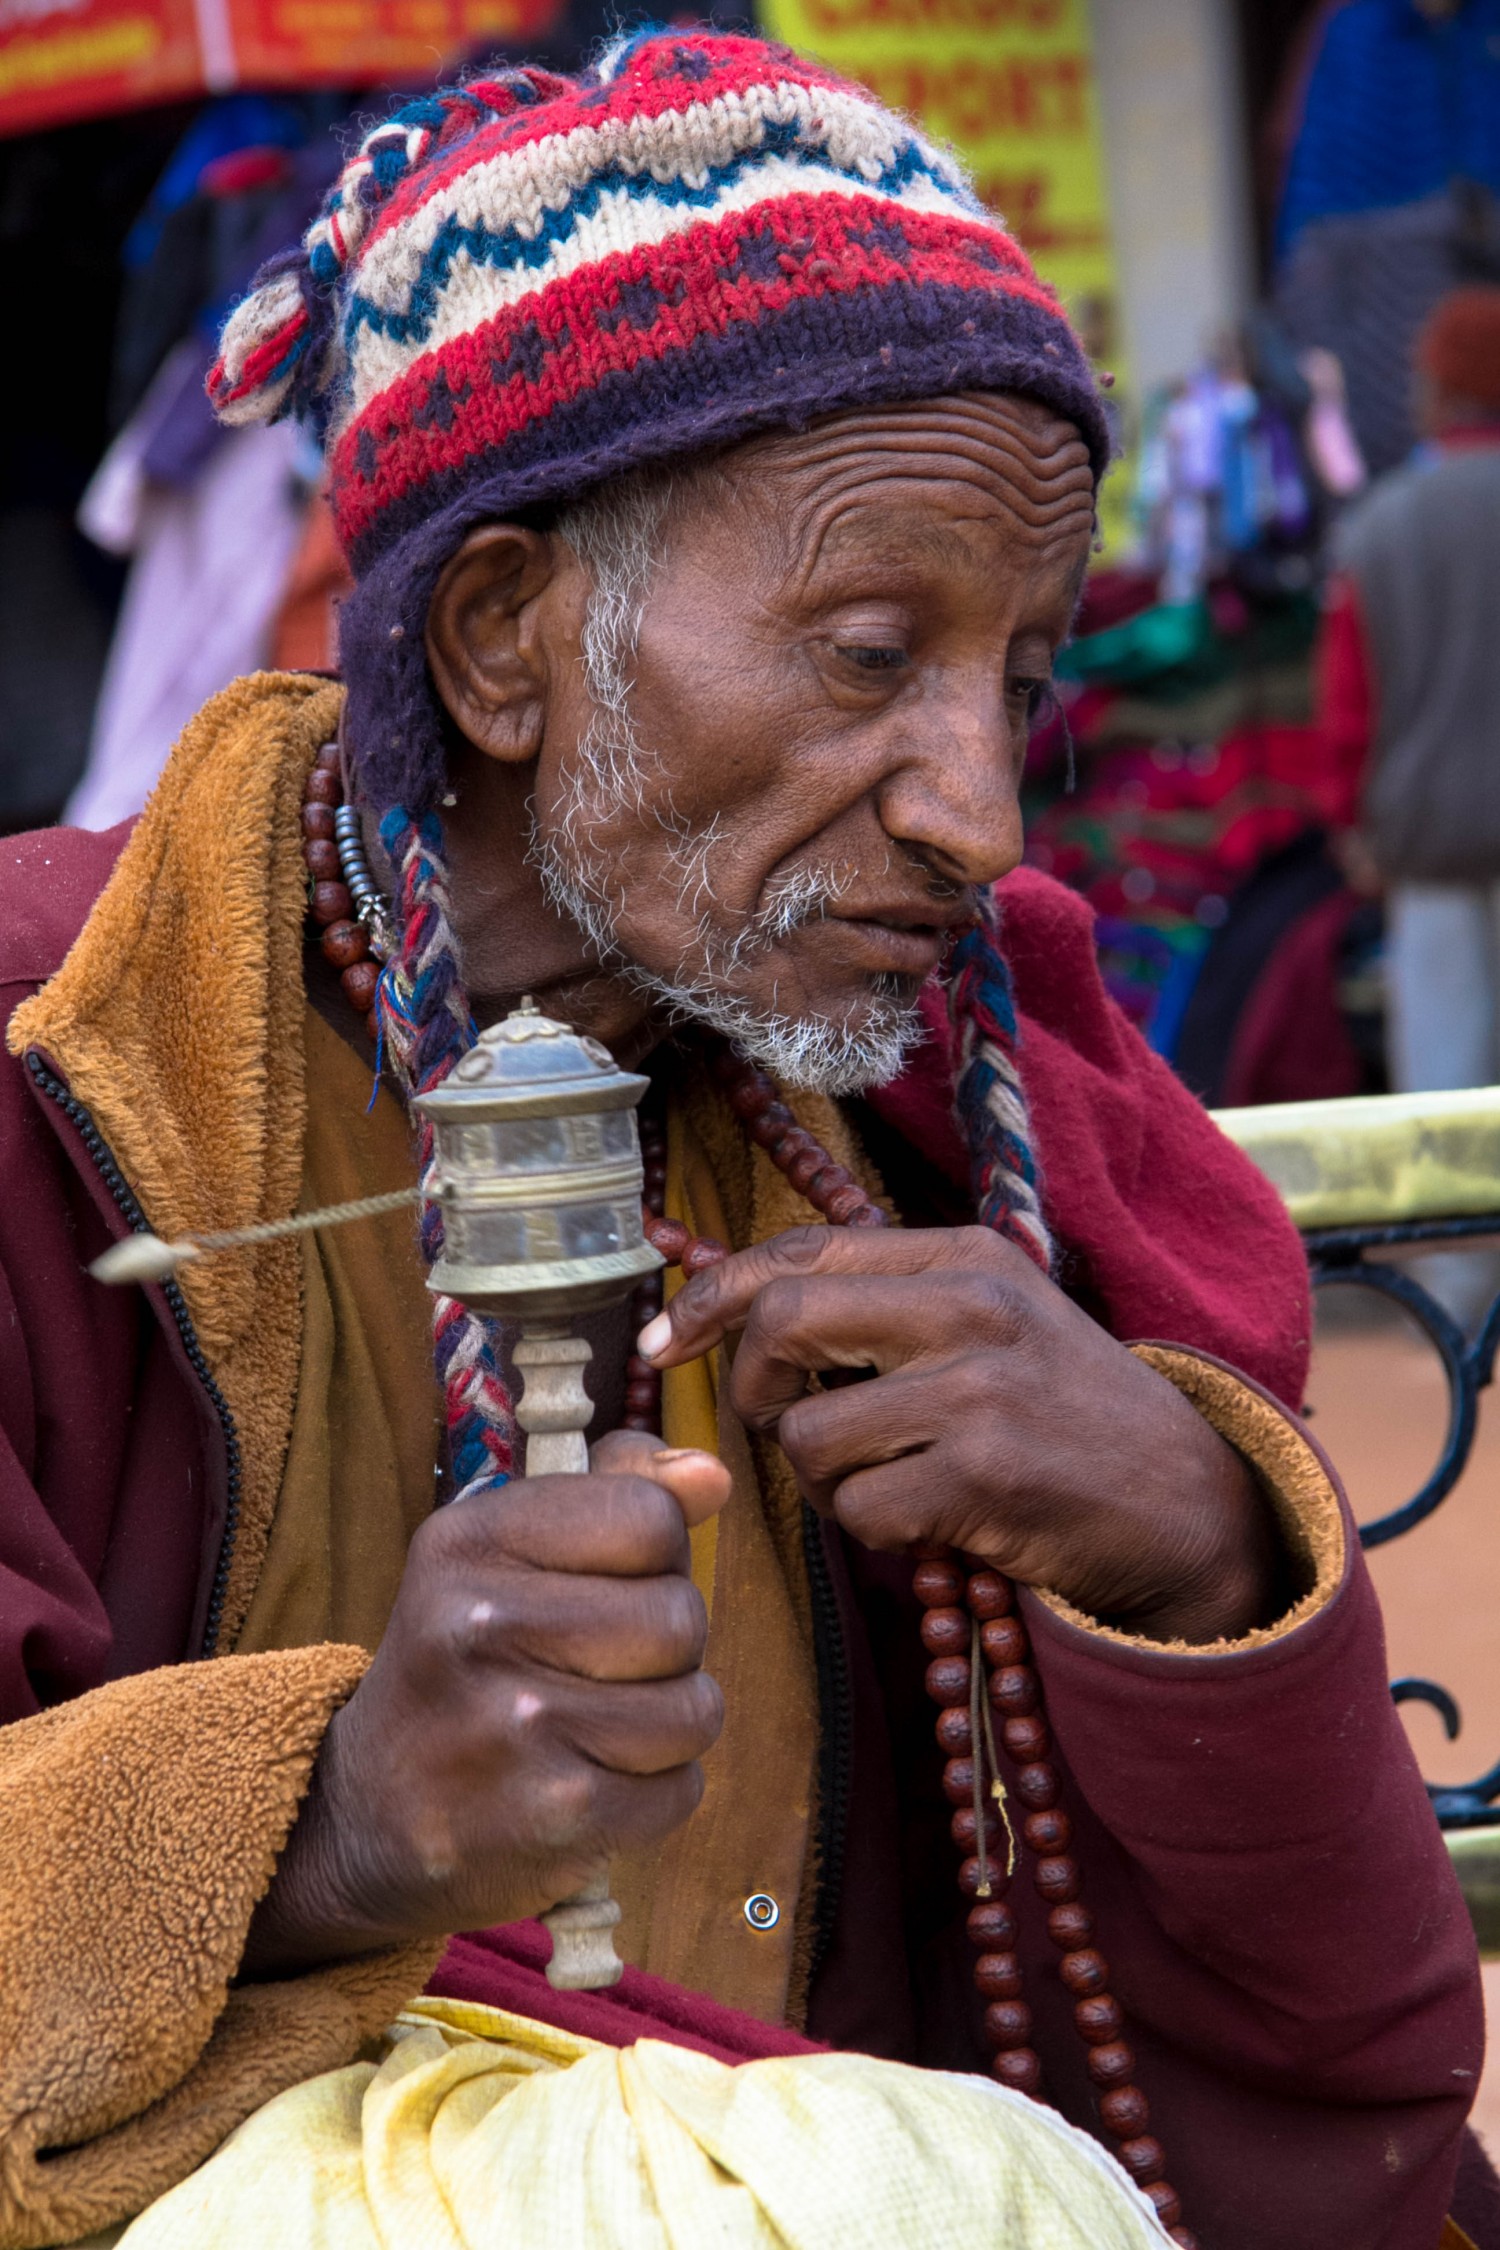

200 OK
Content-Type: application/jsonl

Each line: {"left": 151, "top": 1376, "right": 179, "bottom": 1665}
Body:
{"left": 103, "top": 1999, "right": 1168, "bottom": 2250}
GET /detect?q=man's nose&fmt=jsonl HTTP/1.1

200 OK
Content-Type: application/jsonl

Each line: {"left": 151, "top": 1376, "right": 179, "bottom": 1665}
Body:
{"left": 873, "top": 683, "right": 1025, "bottom": 890}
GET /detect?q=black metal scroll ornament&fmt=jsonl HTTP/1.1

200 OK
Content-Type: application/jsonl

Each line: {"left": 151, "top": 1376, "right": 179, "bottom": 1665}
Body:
{"left": 1306, "top": 1216, "right": 1500, "bottom": 1829}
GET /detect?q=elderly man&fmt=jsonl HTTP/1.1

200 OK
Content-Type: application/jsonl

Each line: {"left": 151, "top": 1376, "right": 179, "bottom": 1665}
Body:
{"left": 0, "top": 34, "right": 1485, "bottom": 2250}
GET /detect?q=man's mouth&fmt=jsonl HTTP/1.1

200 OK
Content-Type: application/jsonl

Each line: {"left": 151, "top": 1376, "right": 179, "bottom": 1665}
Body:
{"left": 821, "top": 912, "right": 958, "bottom": 980}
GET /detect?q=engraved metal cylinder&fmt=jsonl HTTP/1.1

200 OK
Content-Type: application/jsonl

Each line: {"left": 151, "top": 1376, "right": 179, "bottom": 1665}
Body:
{"left": 414, "top": 997, "right": 662, "bottom": 1319}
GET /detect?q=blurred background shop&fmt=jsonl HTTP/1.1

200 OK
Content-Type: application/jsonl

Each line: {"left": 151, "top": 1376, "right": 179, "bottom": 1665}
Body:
{"left": 3, "top": 0, "right": 1500, "bottom": 1107}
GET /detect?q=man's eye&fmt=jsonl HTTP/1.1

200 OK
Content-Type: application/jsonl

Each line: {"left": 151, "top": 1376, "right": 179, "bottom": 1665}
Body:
{"left": 840, "top": 645, "right": 908, "bottom": 672}
{"left": 1012, "top": 677, "right": 1055, "bottom": 720}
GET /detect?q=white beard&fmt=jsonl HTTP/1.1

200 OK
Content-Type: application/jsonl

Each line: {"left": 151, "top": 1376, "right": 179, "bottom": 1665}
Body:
{"left": 530, "top": 704, "right": 924, "bottom": 1096}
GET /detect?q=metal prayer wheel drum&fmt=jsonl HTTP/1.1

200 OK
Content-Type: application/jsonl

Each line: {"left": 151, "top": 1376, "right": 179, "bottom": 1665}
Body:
{"left": 414, "top": 998, "right": 662, "bottom": 1320}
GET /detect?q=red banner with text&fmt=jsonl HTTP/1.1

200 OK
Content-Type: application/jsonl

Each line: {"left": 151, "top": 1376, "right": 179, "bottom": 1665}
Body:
{"left": 0, "top": 0, "right": 560, "bottom": 136}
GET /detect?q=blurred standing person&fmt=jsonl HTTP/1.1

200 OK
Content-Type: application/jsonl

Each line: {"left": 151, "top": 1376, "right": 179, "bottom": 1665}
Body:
{"left": 1318, "top": 287, "right": 1500, "bottom": 1091}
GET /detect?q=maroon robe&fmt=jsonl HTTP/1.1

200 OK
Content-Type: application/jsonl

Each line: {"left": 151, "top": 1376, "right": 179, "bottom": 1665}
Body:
{"left": 0, "top": 831, "right": 1484, "bottom": 2250}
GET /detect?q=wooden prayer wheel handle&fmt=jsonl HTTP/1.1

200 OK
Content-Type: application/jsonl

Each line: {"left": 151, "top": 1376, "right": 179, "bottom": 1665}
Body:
{"left": 538, "top": 1867, "right": 625, "bottom": 1990}
{"left": 511, "top": 1326, "right": 626, "bottom": 1991}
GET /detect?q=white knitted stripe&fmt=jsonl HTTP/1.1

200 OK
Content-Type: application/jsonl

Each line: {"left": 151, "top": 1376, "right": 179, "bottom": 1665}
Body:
{"left": 346, "top": 162, "right": 975, "bottom": 421}
{"left": 214, "top": 271, "right": 307, "bottom": 424}
{"left": 976, "top": 1037, "right": 1030, "bottom": 1142}
{"left": 348, "top": 78, "right": 977, "bottom": 317}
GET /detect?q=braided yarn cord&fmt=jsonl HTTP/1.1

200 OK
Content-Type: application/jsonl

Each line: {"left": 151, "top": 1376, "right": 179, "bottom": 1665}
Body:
{"left": 949, "top": 901, "right": 1052, "bottom": 1275}
{"left": 377, "top": 808, "right": 516, "bottom": 1499}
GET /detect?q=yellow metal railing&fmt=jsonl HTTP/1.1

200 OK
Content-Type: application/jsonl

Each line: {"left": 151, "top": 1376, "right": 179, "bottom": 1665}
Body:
{"left": 1211, "top": 1086, "right": 1500, "bottom": 1232}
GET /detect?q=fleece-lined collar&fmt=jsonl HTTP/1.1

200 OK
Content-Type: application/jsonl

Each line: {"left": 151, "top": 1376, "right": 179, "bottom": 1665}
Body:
{"left": 8, "top": 673, "right": 343, "bottom": 1649}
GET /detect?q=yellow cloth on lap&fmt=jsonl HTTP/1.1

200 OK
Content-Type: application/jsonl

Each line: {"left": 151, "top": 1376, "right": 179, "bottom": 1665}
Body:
{"left": 106, "top": 1998, "right": 1167, "bottom": 2249}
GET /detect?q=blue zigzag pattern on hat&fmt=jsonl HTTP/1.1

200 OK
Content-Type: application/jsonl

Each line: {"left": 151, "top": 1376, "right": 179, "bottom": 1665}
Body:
{"left": 341, "top": 127, "right": 971, "bottom": 354}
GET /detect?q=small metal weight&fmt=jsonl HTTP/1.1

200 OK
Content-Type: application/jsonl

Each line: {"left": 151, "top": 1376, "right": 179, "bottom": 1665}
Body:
{"left": 415, "top": 997, "right": 663, "bottom": 1989}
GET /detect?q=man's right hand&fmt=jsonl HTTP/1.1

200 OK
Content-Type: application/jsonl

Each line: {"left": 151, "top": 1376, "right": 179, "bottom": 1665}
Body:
{"left": 240, "top": 1434, "right": 729, "bottom": 1977}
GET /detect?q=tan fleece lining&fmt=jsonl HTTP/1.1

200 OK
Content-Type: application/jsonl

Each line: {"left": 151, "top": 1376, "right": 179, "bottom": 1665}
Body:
{"left": 0, "top": 1645, "right": 436, "bottom": 2250}
{"left": 1035, "top": 1344, "right": 1346, "bottom": 1654}
{"left": 0, "top": 678, "right": 450, "bottom": 2250}
{"left": 7, "top": 672, "right": 344, "bottom": 1654}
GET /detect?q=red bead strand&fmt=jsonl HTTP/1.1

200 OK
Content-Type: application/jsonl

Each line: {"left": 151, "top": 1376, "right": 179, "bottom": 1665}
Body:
{"left": 921, "top": 1559, "right": 1194, "bottom": 2245}
{"left": 668, "top": 1053, "right": 1192, "bottom": 2239}
{"left": 301, "top": 743, "right": 381, "bottom": 1040}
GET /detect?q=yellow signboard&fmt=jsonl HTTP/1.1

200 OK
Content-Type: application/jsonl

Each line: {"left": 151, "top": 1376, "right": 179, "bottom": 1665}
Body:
{"left": 758, "top": 0, "right": 1126, "bottom": 539}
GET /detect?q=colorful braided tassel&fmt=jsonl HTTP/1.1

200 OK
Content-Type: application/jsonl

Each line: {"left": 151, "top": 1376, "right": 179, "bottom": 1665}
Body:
{"left": 207, "top": 70, "right": 568, "bottom": 437}
{"left": 377, "top": 807, "right": 515, "bottom": 1499}
{"left": 949, "top": 901, "right": 1053, "bottom": 1275}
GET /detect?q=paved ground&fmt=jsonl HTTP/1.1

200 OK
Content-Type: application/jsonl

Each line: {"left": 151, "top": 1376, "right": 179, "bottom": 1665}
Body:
{"left": 1307, "top": 1283, "right": 1500, "bottom": 2154}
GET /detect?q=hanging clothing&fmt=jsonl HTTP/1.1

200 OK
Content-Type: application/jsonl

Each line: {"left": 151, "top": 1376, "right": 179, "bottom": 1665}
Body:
{"left": 1277, "top": 0, "right": 1500, "bottom": 260}
{"left": 66, "top": 414, "right": 309, "bottom": 830}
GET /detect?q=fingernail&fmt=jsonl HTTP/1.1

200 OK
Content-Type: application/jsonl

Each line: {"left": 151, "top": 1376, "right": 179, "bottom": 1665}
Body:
{"left": 637, "top": 1312, "right": 672, "bottom": 1361}
{"left": 652, "top": 1447, "right": 713, "bottom": 1465}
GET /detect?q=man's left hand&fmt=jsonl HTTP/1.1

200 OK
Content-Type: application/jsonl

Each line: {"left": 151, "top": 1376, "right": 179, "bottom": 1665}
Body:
{"left": 638, "top": 1225, "right": 1280, "bottom": 1644}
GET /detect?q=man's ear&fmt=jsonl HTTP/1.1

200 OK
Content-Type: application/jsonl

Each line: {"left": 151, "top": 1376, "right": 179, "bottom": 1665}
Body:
{"left": 425, "top": 524, "right": 558, "bottom": 763}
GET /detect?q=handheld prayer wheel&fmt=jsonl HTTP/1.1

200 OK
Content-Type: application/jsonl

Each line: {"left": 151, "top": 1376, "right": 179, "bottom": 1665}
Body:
{"left": 415, "top": 997, "right": 663, "bottom": 1989}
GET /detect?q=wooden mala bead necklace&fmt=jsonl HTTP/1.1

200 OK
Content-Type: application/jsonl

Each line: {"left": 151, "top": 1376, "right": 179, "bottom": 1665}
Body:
{"left": 309, "top": 746, "right": 1193, "bottom": 2242}
{"left": 301, "top": 740, "right": 393, "bottom": 1036}
{"left": 628, "top": 1049, "right": 1195, "bottom": 2246}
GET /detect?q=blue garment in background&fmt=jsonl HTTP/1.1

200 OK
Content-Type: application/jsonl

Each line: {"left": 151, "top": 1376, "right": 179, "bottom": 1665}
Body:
{"left": 122, "top": 96, "right": 309, "bottom": 270}
{"left": 1277, "top": 0, "right": 1500, "bottom": 260}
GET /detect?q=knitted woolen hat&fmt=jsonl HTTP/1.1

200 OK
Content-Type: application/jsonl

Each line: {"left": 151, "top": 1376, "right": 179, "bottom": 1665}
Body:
{"left": 210, "top": 27, "right": 1110, "bottom": 814}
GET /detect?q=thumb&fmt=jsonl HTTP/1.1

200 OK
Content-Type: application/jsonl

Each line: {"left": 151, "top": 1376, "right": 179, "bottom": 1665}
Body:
{"left": 590, "top": 1427, "right": 732, "bottom": 1528}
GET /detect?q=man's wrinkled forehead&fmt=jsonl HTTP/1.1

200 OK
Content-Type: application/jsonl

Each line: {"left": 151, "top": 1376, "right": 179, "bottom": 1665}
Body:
{"left": 714, "top": 393, "right": 1097, "bottom": 583}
